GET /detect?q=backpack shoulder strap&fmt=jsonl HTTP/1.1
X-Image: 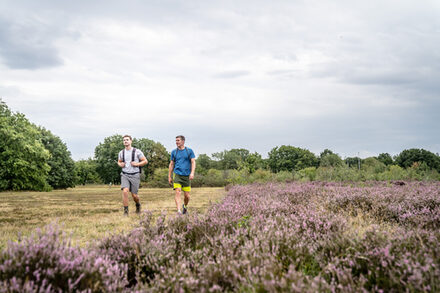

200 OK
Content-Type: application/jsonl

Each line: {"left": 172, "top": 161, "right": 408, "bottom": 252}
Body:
{"left": 122, "top": 149, "right": 125, "bottom": 162}
{"left": 132, "top": 148, "right": 142, "bottom": 173}
{"left": 132, "top": 148, "right": 136, "bottom": 161}
{"left": 185, "top": 147, "right": 191, "bottom": 160}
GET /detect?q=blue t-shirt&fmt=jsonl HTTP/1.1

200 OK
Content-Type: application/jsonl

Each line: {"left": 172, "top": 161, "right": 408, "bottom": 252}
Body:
{"left": 171, "top": 147, "right": 195, "bottom": 176}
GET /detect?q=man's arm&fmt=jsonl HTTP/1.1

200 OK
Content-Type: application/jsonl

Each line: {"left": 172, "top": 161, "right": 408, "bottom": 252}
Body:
{"left": 168, "top": 161, "right": 174, "bottom": 185}
{"left": 131, "top": 156, "right": 148, "bottom": 167}
{"left": 189, "top": 158, "right": 196, "bottom": 180}
{"left": 117, "top": 152, "right": 125, "bottom": 168}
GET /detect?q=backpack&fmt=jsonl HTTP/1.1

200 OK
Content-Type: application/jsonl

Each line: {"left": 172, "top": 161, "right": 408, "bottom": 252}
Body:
{"left": 172, "top": 147, "right": 191, "bottom": 163}
{"left": 122, "top": 148, "right": 142, "bottom": 173}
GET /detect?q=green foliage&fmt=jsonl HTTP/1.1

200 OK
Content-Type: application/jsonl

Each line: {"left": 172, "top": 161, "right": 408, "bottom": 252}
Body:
{"left": 226, "top": 169, "right": 250, "bottom": 185}
{"left": 345, "top": 157, "right": 361, "bottom": 169}
{"left": 248, "top": 169, "right": 272, "bottom": 182}
{"left": 39, "top": 127, "right": 76, "bottom": 189}
{"left": 193, "top": 169, "right": 228, "bottom": 187}
{"left": 362, "top": 157, "right": 386, "bottom": 174}
{"left": 240, "top": 152, "right": 264, "bottom": 174}
{"left": 273, "top": 170, "right": 295, "bottom": 182}
{"left": 94, "top": 134, "right": 124, "bottom": 184}
{"left": 212, "top": 148, "right": 250, "bottom": 170}
{"left": 75, "top": 159, "right": 101, "bottom": 185}
{"left": 377, "top": 153, "right": 393, "bottom": 166}
{"left": 395, "top": 148, "right": 440, "bottom": 172}
{"left": 133, "top": 138, "right": 169, "bottom": 180}
{"left": 196, "top": 154, "right": 215, "bottom": 174}
{"left": 146, "top": 168, "right": 170, "bottom": 188}
{"left": 320, "top": 153, "right": 343, "bottom": 167}
{"left": 295, "top": 167, "right": 317, "bottom": 181}
{"left": 268, "top": 145, "right": 318, "bottom": 173}
{"left": 0, "top": 100, "right": 51, "bottom": 191}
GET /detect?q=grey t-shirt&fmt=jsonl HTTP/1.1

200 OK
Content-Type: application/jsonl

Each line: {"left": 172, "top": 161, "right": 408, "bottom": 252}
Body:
{"left": 118, "top": 148, "right": 146, "bottom": 174}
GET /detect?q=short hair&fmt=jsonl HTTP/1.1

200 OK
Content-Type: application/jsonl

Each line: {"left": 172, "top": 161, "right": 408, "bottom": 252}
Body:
{"left": 123, "top": 135, "right": 132, "bottom": 141}
{"left": 176, "top": 135, "right": 185, "bottom": 141}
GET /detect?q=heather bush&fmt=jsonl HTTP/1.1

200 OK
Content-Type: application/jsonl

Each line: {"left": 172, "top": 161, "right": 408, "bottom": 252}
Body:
{"left": 322, "top": 228, "right": 440, "bottom": 292}
{"left": 326, "top": 182, "right": 440, "bottom": 229}
{"left": 1, "top": 182, "right": 439, "bottom": 291}
{"left": 0, "top": 225, "right": 127, "bottom": 292}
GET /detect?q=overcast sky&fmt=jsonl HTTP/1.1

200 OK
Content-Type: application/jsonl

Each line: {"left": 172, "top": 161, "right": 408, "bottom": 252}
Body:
{"left": 1, "top": 0, "right": 439, "bottom": 160}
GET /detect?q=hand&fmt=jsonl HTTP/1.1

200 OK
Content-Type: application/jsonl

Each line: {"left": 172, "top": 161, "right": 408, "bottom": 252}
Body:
{"left": 118, "top": 162, "right": 125, "bottom": 168}
{"left": 189, "top": 173, "right": 194, "bottom": 180}
{"left": 131, "top": 161, "right": 138, "bottom": 167}
{"left": 168, "top": 177, "right": 173, "bottom": 185}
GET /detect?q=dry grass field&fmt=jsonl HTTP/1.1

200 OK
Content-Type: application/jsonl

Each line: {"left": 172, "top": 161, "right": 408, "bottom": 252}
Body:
{"left": 0, "top": 185, "right": 226, "bottom": 249}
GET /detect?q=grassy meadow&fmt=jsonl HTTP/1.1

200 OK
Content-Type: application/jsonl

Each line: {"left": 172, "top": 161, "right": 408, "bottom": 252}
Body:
{"left": 0, "top": 185, "right": 225, "bottom": 249}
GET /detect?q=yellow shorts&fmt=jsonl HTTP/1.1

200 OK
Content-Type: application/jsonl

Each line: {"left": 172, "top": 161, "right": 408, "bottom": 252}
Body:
{"left": 173, "top": 183, "right": 191, "bottom": 192}
{"left": 173, "top": 173, "right": 191, "bottom": 192}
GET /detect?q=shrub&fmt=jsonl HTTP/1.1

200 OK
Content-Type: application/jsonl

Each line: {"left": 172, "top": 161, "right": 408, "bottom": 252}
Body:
{"left": 146, "top": 168, "right": 169, "bottom": 188}
{"left": 295, "top": 167, "right": 317, "bottom": 181}
{"left": 0, "top": 225, "right": 127, "bottom": 292}
{"left": 249, "top": 169, "right": 273, "bottom": 183}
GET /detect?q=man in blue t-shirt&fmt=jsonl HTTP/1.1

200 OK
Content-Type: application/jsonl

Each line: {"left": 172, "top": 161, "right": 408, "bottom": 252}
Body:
{"left": 168, "top": 135, "right": 196, "bottom": 214}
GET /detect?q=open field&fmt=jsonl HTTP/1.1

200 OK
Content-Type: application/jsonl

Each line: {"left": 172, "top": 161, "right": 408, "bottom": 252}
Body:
{"left": 0, "top": 185, "right": 226, "bottom": 249}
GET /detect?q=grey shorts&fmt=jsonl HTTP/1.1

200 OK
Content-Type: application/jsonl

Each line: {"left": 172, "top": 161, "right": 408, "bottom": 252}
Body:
{"left": 121, "top": 173, "right": 141, "bottom": 194}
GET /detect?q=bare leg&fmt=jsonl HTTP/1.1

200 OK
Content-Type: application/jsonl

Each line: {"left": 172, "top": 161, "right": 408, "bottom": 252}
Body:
{"left": 175, "top": 188, "right": 182, "bottom": 212}
{"left": 183, "top": 191, "right": 190, "bottom": 206}
{"left": 122, "top": 188, "right": 130, "bottom": 206}
{"left": 131, "top": 193, "right": 140, "bottom": 203}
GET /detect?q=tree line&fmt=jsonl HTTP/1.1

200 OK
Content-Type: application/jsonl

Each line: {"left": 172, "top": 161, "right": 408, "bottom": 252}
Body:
{"left": 1, "top": 99, "right": 440, "bottom": 191}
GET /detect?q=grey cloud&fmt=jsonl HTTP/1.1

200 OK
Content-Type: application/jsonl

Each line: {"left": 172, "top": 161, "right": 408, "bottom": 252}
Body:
{"left": 0, "top": 17, "right": 63, "bottom": 69}
{"left": 342, "top": 70, "right": 419, "bottom": 86}
{"left": 266, "top": 69, "right": 295, "bottom": 76}
{"left": 212, "top": 70, "right": 250, "bottom": 79}
{"left": 1, "top": 0, "right": 439, "bottom": 160}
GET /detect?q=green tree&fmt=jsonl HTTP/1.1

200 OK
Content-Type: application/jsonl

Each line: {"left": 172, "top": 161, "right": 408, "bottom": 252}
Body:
{"left": 320, "top": 149, "right": 335, "bottom": 157}
{"left": 345, "top": 157, "right": 361, "bottom": 169}
{"left": 133, "top": 138, "right": 170, "bottom": 180}
{"left": 0, "top": 100, "right": 51, "bottom": 191}
{"left": 377, "top": 153, "right": 394, "bottom": 166}
{"left": 75, "top": 159, "right": 101, "bottom": 185}
{"left": 319, "top": 149, "right": 343, "bottom": 167}
{"left": 395, "top": 148, "right": 440, "bottom": 172}
{"left": 241, "top": 152, "right": 264, "bottom": 173}
{"left": 362, "top": 157, "right": 386, "bottom": 173}
{"left": 196, "top": 154, "right": 214, "bottom": 174}
{"left": 39, "top": 127, "right": 76, "bottom": 189}
{"left": 212, "top": 148, "right": 250, "bottom": 170}
{"left": 267, "top": 145, "right": 318, "bottom": 172}
{"left": 94, "top": 134, "right": 124, "bottom": 184}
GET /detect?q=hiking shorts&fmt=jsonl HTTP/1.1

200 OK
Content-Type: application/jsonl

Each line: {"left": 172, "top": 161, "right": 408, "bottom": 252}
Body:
{"left": 173, "top": 173, "right": 191, "bottom": 192}
{"left": 121, "top": 172, "right": 141, "bottom": 194}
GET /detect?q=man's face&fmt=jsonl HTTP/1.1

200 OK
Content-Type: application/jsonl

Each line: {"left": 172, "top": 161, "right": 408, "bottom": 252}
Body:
{"left": 175, "top": 137, "right": 184, "bottom": 148}
{"left": 123, "top": 137, "right": 132, "bottom": 147}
